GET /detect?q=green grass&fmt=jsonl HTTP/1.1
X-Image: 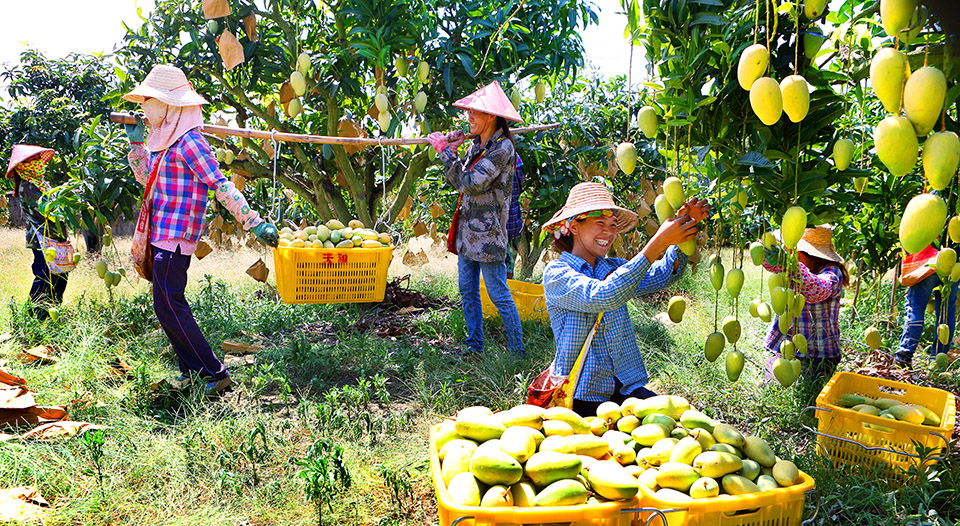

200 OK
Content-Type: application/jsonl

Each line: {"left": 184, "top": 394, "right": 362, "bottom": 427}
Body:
{"left": 1, "top": 228, "right": 959, "bottom": 525}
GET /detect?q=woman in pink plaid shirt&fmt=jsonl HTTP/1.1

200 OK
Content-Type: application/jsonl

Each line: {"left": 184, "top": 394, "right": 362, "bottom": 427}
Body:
{"left": 123, "top": 65, "right": 278, "bottom": 397}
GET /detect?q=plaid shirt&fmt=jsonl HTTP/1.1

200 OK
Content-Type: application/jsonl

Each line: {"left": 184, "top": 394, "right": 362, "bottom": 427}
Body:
{"left": 763, "top": 264, "right": 844, "bottom": 359}
{"left": 506, "top": 155, "right": 523, "bottom": 237}
{"left": 543, "top": 247, "right": 687, "bottom": 402}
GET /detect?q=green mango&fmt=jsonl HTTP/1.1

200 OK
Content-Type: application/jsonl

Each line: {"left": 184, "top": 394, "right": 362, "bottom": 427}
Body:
{"left": 710, "top": 262, "right": 725, "bottom": 291}
{"left": 523, "top": 451, "right": 582, "bottom": 487}
{"left": 692, "top": 451, "right": 743, "bottom": 478}
{"left": 725, "top": 351, "right": 745, "bottom": 382}
{"left": 721, "top": 473, "right": 761, "bottom": 495}
{"left": 679, "top": 409, "right": 719, "bottom": 433}
{"left": 586, "top": 460, "right": 640, "bottom": 500}
{"left": 655, "top": 462, "right": 700, "bottom": 492}
{"left": 447, "top": 472, "right": 481, "bottom": 506}
{"left": 703, "top": 332, "right": 725, "bottom": 362}
{"left": 712, "top": 424, "right": 746, "bottom": 448}
{"left": 742, "top": 436, "right": 776, "bottom": 468}
{"left": 721, "top": 316, "right": 741, "bottom": 344}
{"left": 532, "top": 479, "right": 588, "bottom": 506}
{"left": 689, "top": 476, "right": 720, "bottom": 498}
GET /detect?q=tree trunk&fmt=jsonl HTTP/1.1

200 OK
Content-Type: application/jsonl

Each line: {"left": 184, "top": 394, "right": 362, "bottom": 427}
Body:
{"left": 850, "top": 259, "right": 863, "bottom": 320}
{"left": 887, "top": 264, "right": 899, "bottom": 329}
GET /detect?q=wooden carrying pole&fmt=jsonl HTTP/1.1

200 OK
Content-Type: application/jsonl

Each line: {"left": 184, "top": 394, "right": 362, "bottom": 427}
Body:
{"left": 109, "top": 112, "right": 559, "bottom": 146}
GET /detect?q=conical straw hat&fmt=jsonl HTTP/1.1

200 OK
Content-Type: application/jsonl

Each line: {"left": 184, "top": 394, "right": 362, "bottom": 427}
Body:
{"left": 453, "top": 81, "right": 522, "bottom": 123}
{"left": 123, "top": 65, "right": 208, "bottom": 107}
{"left": 543, "top": 182, "right": 638, "bottom": 234}
{"left": 5, "top": 145, "right": 54, "bottom": 178}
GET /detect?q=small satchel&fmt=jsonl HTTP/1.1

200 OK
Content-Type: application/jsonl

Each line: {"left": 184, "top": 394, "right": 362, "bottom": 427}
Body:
{"left": 900, "top": 245, "right": 938, "bottom": 287}
{"left": 526, "top": 312, "right": 604, "bottom": 409}
{"left": 132, "top": 149, "right": 168, "bottom": 281}
{"left": 36, "top": 231, "right": 75, "bottom": 275}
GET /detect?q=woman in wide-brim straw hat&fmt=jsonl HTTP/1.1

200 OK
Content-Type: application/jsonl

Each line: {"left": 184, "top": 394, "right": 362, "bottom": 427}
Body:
{"left": 426, "top": 81, "right": 525, "bottom": 357}
{"left": 762, "top": 225, "right": 849, "bottom": 388}
{"left": 122, "top": 64, "right": 279, "bottom": 396}
{"left": 542, "top": 182, "right": 709, "bottom": 418}
{"left": 6, "top": 145, "right": 69, "bottom": 320}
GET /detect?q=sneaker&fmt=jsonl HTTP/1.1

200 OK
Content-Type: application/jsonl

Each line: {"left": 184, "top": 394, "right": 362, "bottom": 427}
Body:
{"left": 894, "top": 357, "right": 912, "bottom": 369}
{"left": 446, "top": 346, "right": 483, "bottom": 357}
{"left": 169, "top": 375, "right": 192, "bottom": 390}
{"left": 204, "top": 377, "right": 233, "bottom": 397}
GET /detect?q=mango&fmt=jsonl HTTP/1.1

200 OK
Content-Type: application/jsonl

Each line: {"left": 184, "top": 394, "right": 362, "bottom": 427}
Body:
{"left": 724, "top": 268, "right": 745, "bottom": 298}
{"left": 713, "top": 424, "right": 746, "bottom": 448}
{"left": 721, "top": 316, "right": 741, "bottom": 344}
{"left": 857, "top": 405, "right": 882, "bottom": 416}
{"left": 620, "top": 397, "right": 641, "bottom": 416}
{"left": 722, "top": 474, "right": 761, "bottom": 495}
{"left": 616, "top": 142, "right": 638, "bottom": 175}
{"left": 455, "top": 413, "right": 505, "bottom": 442}
{"left": 377, "top": 110, "right": 392, "bottom": 130}
{"left": 414, "top": 91, "right": 428, "bottom": 113}
{"left": 286, "top": 97, "right": 302, "bottom": 118}
{"left": 904, "top": 67, "right": 947, "bottom": 136}
{"left": 757, "top": 302, "right": 773, "bottom": 322}
{"left": 447, "top": 472, "right": 481, "bottom": 506}
{"left": 780, "top": 75, "right": 810, "bottom": 122}
{"left": 912, "top": 404, "right": 941, "bottom": 426}
{"left": 864, "top": 327, "right": 883, "bottom": 350}
{"left": 603, "top": 429, "right": 631, "bottom": 452}
{"left": 923, "top": 131, "right": 960, "bottom": 191}
{"left": 667, "top": 296, "right": 686, "bottom": 323}
{"left": 95, "top": 261, "right": 108, "bottom": 279}
{"left": 326, "top": 219, "right": 345, "bottom": 230}
{"left": 590, "top": 418, "right": 609, "bottom": 436}
{"left": 654, "top": 194, "right": 675, "bottom": 224}
{"left": 778, "top": 311, "right": 794, "bottom": 335}
{"left": 596, "top": 401, "right": 622, "bottom": 424}
{"left": 781, "top": 206, "right": 807, "bottom": 249}
{"left": 524, "top": 451, "right": 582, "bottom": 487}
{"left": 616, "top": 415, "right": 641, "bottom": 434}
{"left": 501, "top": 405, "right": 545, "bottom": 430}
{"left": 545, "top": 407, "right": 591, "bottom": 434}
{"left": 542, "top": 420, "right": 574, "bottom": 437}
{"left": 693, "top": 451, "right": 743, "bottom": 478}
{"left": 757, "top": 474, "right": 779, "bottom": 491}
{"left": 678, "top": 238, "right": 696, "bottom": 256}
{"left": 612, "top": 444, "right": 637, "bottom": 465}
{"left": 881, "top": 0, "right": 920, "bottom": 38}
{"left": 638, "top": 468, "right": 659, "bottom": 490}
{"left": 532, "top": 479, "right": 588, "bottom": 506}
{"left": 773, "top": 357, "right": 798, "bottom": 387}
{"left": 663, "top": 177, "right": 685, "bottom": 210}
{"left": 899, "top": 193, "right": 947, "bottom": 254}
{"left": 641, "top": 413, "right": 676, "bottom": 430}
{"left": 439, "top": 439, "right": 477, "bottom": 461}
{"left": 297, "top": 52, "right": 311, "bottom": 75}
{"left": 689, "top": 476, "right": 720, "bottom": 499}
{"left": 833, "top": 138, "right": 854, "bottom": 171}
{"left": 655, "top": 488, "right": 694, "bottom": 502}
{"left": 568, "top": 433, "right": 611, "bottom": 459}
{"left": 804, "top": 31, "right": 827, "bottom": 60}
{"left": 739, "top": 458, "right": 762, "bottom": 481}
{"left": 534, "top": 81, "right": 547, "bottom": 103}
{"left": 290, "top": 71, "right": 307, "bottom": 97}
{"left": 780, "top": 339, "right": 797, "bottom": 360}
{"left": 670, "top": 428, "right": 690, "bottom": 440}
{"left": 375, "top": 92, "right": 389, "bottom": 113}
{"left": 874, "top": 398, "right": 905, "bottom": 410}
{"left": 710, "top": 443, "right": 742, "bottom": 458}
{"left": 680, "top": 410, "right": 718, "bottom": 433}
{"left": 738, "top": 44, "right": 769, "bottom": 91}
{"left": 690, "top": 428, "right": 717, "bottom": 450}
{"left": 587, "top": 460, "right": 640, "bottom": 500}
{"left": 791, "top": 293, "right": 806, "bottom": 316}
{"left": 747, "top": 242, "right": 764, "bottom": 266}
{"left": 950, "top": 217, "right": 960, "bottom": 243}
{"left": 417, "top": 60, "right": 430, "bottom": 83}
{"left": 470, "top": 445, "right": 522, "bottom": 485}
{"left": 937, "top": 248, "right": 957, "bottom": 277}
{"left": 709, "top": 262, "right": 725, "bottom": 292}
{"left": 725, "top": 351, "right": 745, "bottom": 382}
{"left": 499, "top": 426, "right": 537, "bottom": 463}
{"left": 647, "top": 438, "right": 679, "bottom": 466}
{"left": 804, "top": 0, "right": 827, "bottom": 19}
{"left": 638, "top": 105, "right": 658, "bottom": 139}
{"left": 480, "top": 485, "right": 513, "bottom": 507}
{"left": 881, "top": 404, "right": 924, "bottom": 424}
{"left": 772, "top": 460, "right": 800, "bottom": 486}
{"left": 742, "top": 436, "right": 777, "bottom": 467}
{"left": 750, "top": 77, "right": 783, "bottom": 125}
{"left": 871, "top": 47, "right": 909, "bottom": 113}
{"left": 631, "top": 395, "right": 690, "bottom": 420}
{"left": 669, "top": 436, "right": 703, "bottom": 465}
{"left": 939, "top": 323, "right": 950, "bottom": 345}
{"left": 876, "top": 116, "right": 919, "bottom": 176}
{"left": 510, "top": 481, "right": 537, "bottom": 507}
{"left": 539, "top": 435, "right": 574, "bottom": 454}
{"left": 442, "top": 446, "right": 474, "bottom": 485}
{"left": 655, "top": 462, "right": 700, "bottom": 492}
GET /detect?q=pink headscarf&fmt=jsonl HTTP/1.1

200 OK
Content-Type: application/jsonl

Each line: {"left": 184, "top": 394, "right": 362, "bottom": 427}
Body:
{"left": 146, "top": 103, "right": 205, "bottom": 152}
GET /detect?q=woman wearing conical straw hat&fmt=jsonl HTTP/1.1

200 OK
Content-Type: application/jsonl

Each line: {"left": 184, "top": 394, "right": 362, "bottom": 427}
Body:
{"left": 762, "top": 226, "right": 849, "bottom": 389}
{"left": 427, "top": 81, "right": 525, "bottom": 357}
{"left": 5, "top": 145, "right": 70, "bottom": 320}
{"left": 542, "top": 182, "right": 709, "bottom": 418}
{"left": 122, "top": 65, "right": 279, "bottom": 396}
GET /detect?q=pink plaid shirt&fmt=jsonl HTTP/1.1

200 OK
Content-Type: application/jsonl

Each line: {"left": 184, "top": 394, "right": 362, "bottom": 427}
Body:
{"left": 762, "top": 263, "right": 844, "bottom": 359}
{"left": 129, "top": 129, "right": 260, "bottom": 246}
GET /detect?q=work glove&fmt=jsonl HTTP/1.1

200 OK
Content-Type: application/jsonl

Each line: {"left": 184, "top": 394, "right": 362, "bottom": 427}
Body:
{"left": 446, "top": 130, "right": 466, "bottom": 152}
{"left": 764, "top": 245, "right": 784, "bottom": 267}
{"left": 124, "top": 113, "right": 146, "bottom": 144}
{"left": 427, "top": 132, "right": 449, "bottom": 154}
{"left": 252, "top": 222, "right": 279, "bottom": 248}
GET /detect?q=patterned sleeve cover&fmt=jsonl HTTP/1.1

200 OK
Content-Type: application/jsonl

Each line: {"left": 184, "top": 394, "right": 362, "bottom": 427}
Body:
{"left": 127, "top": 143, "right": 151, "bottom": 186}
{"left": 763, "top": 261, "right": 841, "bottom": 303}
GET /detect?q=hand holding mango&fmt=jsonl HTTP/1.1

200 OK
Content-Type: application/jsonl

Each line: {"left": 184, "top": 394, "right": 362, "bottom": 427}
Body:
{"left": 677, "top": 198, "right": 710, "bottom": 224}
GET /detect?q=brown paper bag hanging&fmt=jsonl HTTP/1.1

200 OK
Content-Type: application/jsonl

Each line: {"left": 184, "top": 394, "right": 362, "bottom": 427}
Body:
{"left": 243, "top": 13, "right": 258, "bottom": 41}
{"left": 231, "top": 174, "right": 247, "bottom": 192}
{"left": 202, "top": 0, "right": 231, "bottom": 19}
{"left": 429, "top": 203, "right": 445, "bottom": 219}
{"left": 194, "top": 240, "right": 213, "bottom": 260}
{"left": 279, "top": 81, "right": 296, "bottom": 104}
{"left": 337, "top": 117, "right": 366, "bottom": 155}
{"left": 402, "top": 248, "right": 429, "bottom": 268}
{"left": 217, "top": 31, "right": 245, "bottom": 71}
{"left": 246, "top": 259, "right": 268, "bottom": 282}
{"left": 412, "top": 220, "right": 428, "bottom": 237}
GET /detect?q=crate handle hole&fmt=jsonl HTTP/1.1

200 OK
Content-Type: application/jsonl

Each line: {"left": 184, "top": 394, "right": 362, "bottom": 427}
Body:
{"left": 876, "top": 385, "right": 906, "bottom": 396}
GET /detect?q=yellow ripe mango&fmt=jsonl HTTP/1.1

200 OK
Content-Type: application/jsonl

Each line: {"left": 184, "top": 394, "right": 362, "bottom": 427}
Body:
{"left": 870, "top": 47, "right": 909, "bottom": 114}
{"left": 750, "top": 77, "right": 782, "bottom": 126}
{"left": 638, "top": 106, "right": 658, "bottom": 139}
{"left": 803, "top": 0, "right": 827, "bottom": 19}
{"left": 781, "top": 206, "right": 807, "bottom": 249}
{"left": 833, "top": 138, "right": 854, "bottom": 171}
{"left": 923, "top": 131, "right": 960, "bottom": 191}
{"left": 286, "top": 98, "right": 302, "bottom": 118}
{"left": 663, "top": 177, "right": 685, "bottom": 209}
{"left": 290, "top": 71, "right": 307, "bottom": 97}
{"left": 880, "top": 0, "right": 919, "bottom": 39}
{"left": 737, "top": 44, "right": 769, "bottom": 91}
{"left": 949, "top": 216, "right": 960, "bottom": 243}
{"left": 616, "top": 142, "right": 638, "bottom": 175}
{"left": 904, "top": 67, "right": 946, "bottom": 136}
{"left": 899, "top": 193, "right": 947, "bottom": 254}
{"left": 780, "top": 75, "right": 810, "bottom": 123}
{"left": 875, "top": 116, "right": 919, "bottom": 176}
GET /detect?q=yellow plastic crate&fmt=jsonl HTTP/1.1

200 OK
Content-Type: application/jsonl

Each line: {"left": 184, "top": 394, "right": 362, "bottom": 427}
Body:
{"left": 273, "top": 245, "right": 393, "bottom": 304}
{"left": 479, "top": 279, "right": 550, "bottom": 325}
{"left": 636, "top": 472, "right": 816, "bottom": 526}
{"left": 430, "top": 423, "right": 654, "bottom": 526}
{"left": 810, "top": 372, "right": 956, "bottom": 476}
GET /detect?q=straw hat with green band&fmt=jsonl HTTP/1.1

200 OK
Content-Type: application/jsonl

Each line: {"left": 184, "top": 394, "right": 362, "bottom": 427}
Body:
{"left": 773, "top": 225, "right": 843, "bottom": 263}
{"left": 543, "top": 182, "right": 638, "bottom": 235}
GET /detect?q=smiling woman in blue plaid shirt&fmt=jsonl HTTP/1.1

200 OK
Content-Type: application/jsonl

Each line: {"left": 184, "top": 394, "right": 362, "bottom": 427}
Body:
{"left": 542, "top": 182, "right": 709, "bottom": 418}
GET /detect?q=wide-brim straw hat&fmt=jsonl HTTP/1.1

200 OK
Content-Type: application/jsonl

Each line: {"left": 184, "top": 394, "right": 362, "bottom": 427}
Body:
{"left": 123, "top": 65, "right": 208, "bottom": 107}
{"left": 453, "top": 81, "right": 522, "bottom": 123}
{"left": 5, "top": 145, "right": 54, "bottom": 178}
{"left": 543, "top": 182, "right": 638, "bottom": 234}
{"left": 773, "top": 225, "right": 843, "bottom": 263}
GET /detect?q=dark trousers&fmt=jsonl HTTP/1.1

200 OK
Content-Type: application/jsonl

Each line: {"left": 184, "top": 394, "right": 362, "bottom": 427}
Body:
{"left": 152, "top": 246, "right": 228, "bottom": 380}
{"left": 572, "top": 378, "right": 657, "bottom": 419}
{"left": 29, "top": 248, "right": 68, "bottom": 320}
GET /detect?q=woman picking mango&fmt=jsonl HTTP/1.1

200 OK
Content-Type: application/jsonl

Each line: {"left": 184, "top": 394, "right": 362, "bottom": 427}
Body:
{"left": 541, "top": 182, "right": 709, "bottom": 418}
{"left": 122, "top": 65, "right": 278, "bottom": 396}
{"left": 427, "top": 81, "right": 524, "bottom": 357}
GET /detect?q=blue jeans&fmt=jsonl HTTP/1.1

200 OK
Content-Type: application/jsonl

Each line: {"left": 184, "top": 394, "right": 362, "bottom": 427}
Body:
{"left": 897, "top": 274, "right": 959, "bottom": 361}
{"left": 458, "top": 255, "right": 524, "bottom": 354}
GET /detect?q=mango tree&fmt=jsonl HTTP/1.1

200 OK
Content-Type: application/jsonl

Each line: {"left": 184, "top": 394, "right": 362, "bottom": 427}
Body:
{"left": 110, "top": 0, "right": 597, "bottom": 230}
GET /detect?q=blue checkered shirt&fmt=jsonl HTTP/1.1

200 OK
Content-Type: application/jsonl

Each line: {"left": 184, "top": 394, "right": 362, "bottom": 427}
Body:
{"left": 543, "top": 247, "right": 687, "bottom": 402}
